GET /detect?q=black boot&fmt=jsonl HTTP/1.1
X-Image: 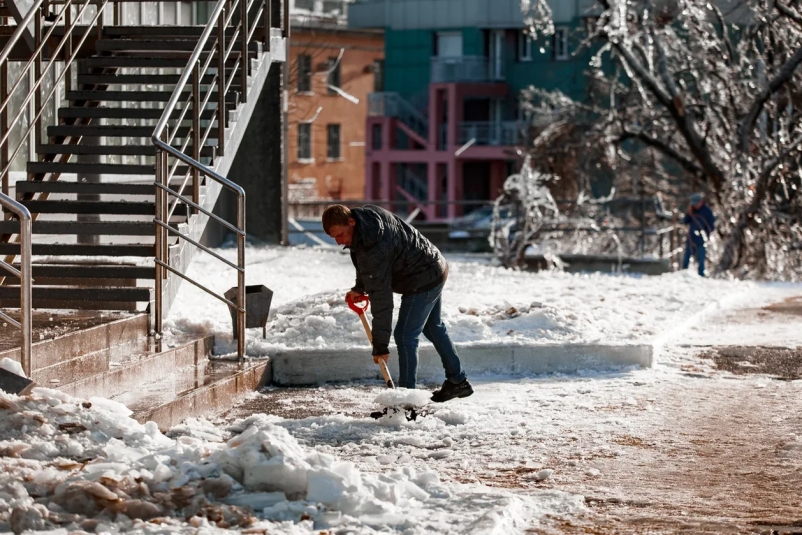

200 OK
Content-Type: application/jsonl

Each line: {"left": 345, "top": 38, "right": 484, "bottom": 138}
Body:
{"left": 431, "top": 379, "right": 473, "bottom": 403}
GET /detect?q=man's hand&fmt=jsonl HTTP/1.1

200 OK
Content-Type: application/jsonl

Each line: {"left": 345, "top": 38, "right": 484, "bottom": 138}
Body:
{"left": 373, "top": 354, "right": 389, "bottom": 364}
{"left": 346, "top": 290, "right": 366, "bottom": 304}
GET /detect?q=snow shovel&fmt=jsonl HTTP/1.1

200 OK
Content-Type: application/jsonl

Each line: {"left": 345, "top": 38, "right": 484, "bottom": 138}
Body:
{"left": 0, "top": 366, "right": 35, "bottom": 396}
{"left": 346, "top": 294, "right": 395, "bottom": 389}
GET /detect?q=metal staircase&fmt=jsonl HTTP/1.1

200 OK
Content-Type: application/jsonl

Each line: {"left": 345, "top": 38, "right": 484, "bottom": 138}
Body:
{"left": 0, "top": 0, "right": 288, "bottom": 367}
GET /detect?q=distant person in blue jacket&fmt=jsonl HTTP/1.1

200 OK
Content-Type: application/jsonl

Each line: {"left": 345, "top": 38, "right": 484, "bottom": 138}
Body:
{"left": 682, "top": 193, "right": 716, "bottom": 276}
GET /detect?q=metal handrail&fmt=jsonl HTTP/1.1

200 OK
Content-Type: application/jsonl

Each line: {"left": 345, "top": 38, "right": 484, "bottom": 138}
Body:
{"left": 0, "top": 0, "right": 110, "bottom": 194}
{"left": 152, "top": 0, "right": 278, "bottom": 358}
{"left": 0, "top": 194, "right": 31, "bottom": 376}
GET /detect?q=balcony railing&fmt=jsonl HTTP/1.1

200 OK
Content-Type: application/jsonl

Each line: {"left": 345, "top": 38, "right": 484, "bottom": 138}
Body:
{"left": 430, "top": 56, "right": 504, "bottom": 83}
{"left": 457, "top": 121, "right": 523, "bottom": 147}
{"left": 368, "top": 92, "right": 429, "bottom": 140}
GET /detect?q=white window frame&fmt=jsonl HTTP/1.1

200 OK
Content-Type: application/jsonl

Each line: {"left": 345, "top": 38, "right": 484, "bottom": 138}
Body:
{"left": 297, "top": 122, "right": 314, "bottom": 163}
{"left": 519, "top": 31, "right": 532, "bottom": 62}
{"left": 554, "top": 27, "right": 569, "bottom": 61}
{"left": 326, "top": 123, "right": 342, "bottom": 161}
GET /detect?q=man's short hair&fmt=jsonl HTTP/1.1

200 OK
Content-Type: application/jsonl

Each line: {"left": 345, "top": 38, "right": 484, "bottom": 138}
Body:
{"left": 322, "top": 204, "right": 352, "bottom": 233}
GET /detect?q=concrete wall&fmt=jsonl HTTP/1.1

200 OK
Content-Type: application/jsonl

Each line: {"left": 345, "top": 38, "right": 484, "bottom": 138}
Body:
{"left": 287, "top": 25, "right": 384, "bottom": 200}
{"left": 208, "top": 0, "right": 285, "bottom": 246}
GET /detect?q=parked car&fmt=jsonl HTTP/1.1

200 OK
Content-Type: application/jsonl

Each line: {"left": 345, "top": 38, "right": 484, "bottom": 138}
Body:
{"left": 448, "top": 205, "right": 515, "bottom": 240}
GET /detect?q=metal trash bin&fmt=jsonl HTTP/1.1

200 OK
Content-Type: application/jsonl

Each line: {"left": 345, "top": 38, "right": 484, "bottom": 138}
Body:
{"left": 225, "top": 285, "right": 273, "bottom": 339}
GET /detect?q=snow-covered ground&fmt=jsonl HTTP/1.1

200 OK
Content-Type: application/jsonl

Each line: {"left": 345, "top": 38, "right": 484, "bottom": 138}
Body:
{"left": 164, "top": 246, "right": 798, "bottom": 356}
{"left": 1, "top": 245, "right": 801, "bottom": 534}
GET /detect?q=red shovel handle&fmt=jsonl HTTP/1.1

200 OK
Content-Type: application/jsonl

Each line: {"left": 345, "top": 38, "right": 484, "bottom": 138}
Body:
{"left": 346, "top": 293, "right": 369, "bottom": 315}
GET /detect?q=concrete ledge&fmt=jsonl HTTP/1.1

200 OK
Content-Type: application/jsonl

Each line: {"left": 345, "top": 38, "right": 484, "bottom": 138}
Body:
{"left": 270, "top": 343, "right": 653, "bottom": 386}
{"left": 134, "top": 359, "right": 271, "bottom": 431}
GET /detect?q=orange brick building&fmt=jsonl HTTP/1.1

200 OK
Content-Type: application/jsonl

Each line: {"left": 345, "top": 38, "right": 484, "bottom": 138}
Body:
{"left": 287, "top": 22, "right": 384, "bottom": 201}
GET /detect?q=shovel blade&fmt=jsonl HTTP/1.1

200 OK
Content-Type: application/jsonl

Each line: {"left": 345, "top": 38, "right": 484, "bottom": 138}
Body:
{"left": 0, "top": 367, "right": 36, "bottom": 395}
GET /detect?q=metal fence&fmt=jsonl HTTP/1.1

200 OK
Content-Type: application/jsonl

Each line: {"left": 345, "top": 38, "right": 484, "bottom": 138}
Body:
{"left": 287, "top": 198, "right": 687, "bottom": 268}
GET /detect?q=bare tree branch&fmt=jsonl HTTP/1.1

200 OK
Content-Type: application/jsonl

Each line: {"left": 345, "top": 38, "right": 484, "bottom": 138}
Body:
{"left": 776, "top": 0, "right": 802, "bottom": 28}
{"left": 619, "top": 128, "right": 703, "bottom": 176}
{"left": 759, "top": 129, "right": 802, "bottom": 180}
{"left": 738, "top": 45, "right": 802, "bottom": 152}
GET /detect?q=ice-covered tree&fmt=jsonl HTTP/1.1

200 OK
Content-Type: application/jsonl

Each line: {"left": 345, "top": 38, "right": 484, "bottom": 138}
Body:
{"left": 520, "top": 0, "right": 802, "bottom": 279}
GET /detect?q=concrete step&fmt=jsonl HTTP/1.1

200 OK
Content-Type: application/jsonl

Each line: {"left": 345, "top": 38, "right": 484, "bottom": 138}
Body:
{"left": 55, "top": 335, "right": 214, "bottom": 399}
{"left": 0, "top": 313, "right": 147, "bottom": 372}
{"left": 131, "top": 358, "right": 270, "bottom": 431}
{"left": 0, "top": 242, "right": 155, "bottom": 256}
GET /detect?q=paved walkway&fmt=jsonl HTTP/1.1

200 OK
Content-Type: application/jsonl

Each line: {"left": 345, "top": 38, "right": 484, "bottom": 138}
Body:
{"left": 223, "top": 293, "right": 802, "bottom": 534}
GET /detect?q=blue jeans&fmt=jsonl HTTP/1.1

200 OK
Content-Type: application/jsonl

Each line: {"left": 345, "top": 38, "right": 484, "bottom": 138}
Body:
{"left": 393, "top": 281, "right": 466, "bottom": 389}
{"left": 682, "top": 240, "right": 706, "bottom": 276}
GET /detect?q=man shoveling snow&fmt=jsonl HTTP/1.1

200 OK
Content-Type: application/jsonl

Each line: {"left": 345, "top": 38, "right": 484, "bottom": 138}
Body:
{"left": 322, "top": 204, "right": 473, "bottom": 403}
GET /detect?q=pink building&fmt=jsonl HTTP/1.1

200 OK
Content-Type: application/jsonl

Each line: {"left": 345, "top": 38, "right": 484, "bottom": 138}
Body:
{"left": 365, "top": 59, "right": 523, "bottom": 221}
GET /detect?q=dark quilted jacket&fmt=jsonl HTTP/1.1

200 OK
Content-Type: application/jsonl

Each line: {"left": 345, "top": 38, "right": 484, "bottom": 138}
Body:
{"left": 349, "top": 205, "right": 447, "bottom": 355}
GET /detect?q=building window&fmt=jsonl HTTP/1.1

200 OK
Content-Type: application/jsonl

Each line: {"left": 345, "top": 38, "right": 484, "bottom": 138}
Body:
{"left": 297, "top": 54, "right": 311, "bottom": 92}
{"left": 371, "top": 123, "right": 383, "bottom": 150}
{"left": 519, "top": 32, "right": 532, "bottom": 61}
{"left": 298, "top": 123, "right": 312, "bottom": 160}
{"left": 373, "top": 59, "right": 384, "bottom": 92}
{"left": 327, "top": 124, "right": 341, "bottom": 159}
{"left": 327, "top": 56, "right": 341, "bottom": 94}
{"left": 553, "top": 27, "right": 569, "bottom": 60}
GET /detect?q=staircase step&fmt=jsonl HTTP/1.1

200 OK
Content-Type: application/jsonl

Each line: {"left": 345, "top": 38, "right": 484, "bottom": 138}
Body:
{"left": 0, "top": 314, "right": 148, "bottom": 372}
{"left": 21, "top": 264, "right": 155, "bottom": 280}
{"left": 16, "top": 181, "right": 154, "bottom": 195}
{"left": 58, "top": 106, "right": 219, "bottom": 120}
{"left": 85, "top": 56, "right": 247, "bottom": 69}
{"left": 0, "top": 220, "right": 156, "bottom": 236}
{"left": 37, "top": 143, "right": 215, "bottom": 156}
{"left": 77, "top": 73, "right": 230, "bottom": 85}
{"left": 29, "top": 162, "right": 157, "bottom": 175}
{"left": 96, "top": 39, "right": 261, "bottom": 53}
{"left": 66, "top": 90, "right": 236, "bottom": 102}
{"left": 57, "top": 335, "right": 214, "bottom": 405}
{"left": 132, "top": 359, "right": 269, "bottom": 431}
{"left": 47, "top": 124, "right": 210, "bottom": 138}
{"left": 0, "top": 286, "right": 152, "bottom": 302}
{"left": 103, "top": 26, "right": 246, "bottom": 38}
{"left": 0, "top": 242, "right": 155, "bottom": 256}
{"left": 21, "top": 200, "right": 185, "bottom": 215}
{"left": 15, "top": 180, "right": 195, "bottom": 195}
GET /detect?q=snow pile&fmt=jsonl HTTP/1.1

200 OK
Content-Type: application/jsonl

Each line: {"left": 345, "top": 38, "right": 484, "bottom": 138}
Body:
{"left": 0, "top": 388, "right": 583, "bottom": 533}
{"left": 374, "top": 389, "right": 433, "bottom": 408}
{"left": 165, "top": 246, "right": 773, "bottom": 356}
{"left": 0, "top": 357, "right": 26, "bottom": 377}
